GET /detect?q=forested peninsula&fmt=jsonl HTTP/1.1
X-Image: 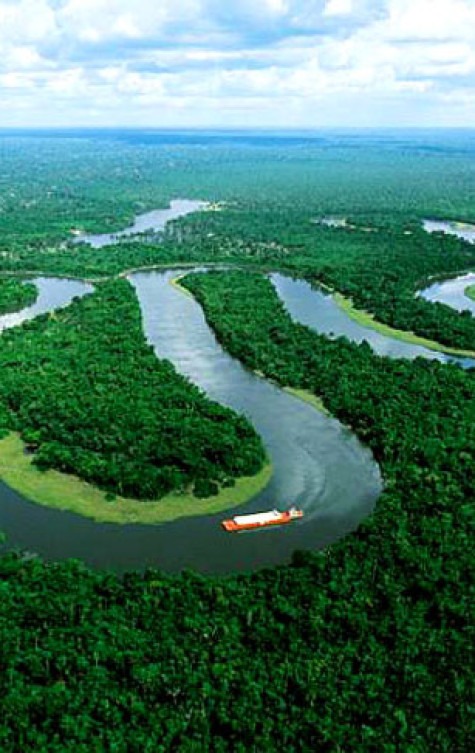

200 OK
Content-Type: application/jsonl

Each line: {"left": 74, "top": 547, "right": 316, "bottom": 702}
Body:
{"left": 0, "top": 131, "right": 474, "bottom": 751}
{"left": 0, "top": 279, "right": 268, "bottom": 521}
{"left": 0, "top": 279, "right": 37, "bottom": 316}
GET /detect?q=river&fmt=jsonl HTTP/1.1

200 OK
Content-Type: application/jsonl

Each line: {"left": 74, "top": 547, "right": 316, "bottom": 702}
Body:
{"left": 271, "top": 274, "right": 474, "bottom": 368}
{"left": 421, "top": 219, "right": 475, "bottom": 316}
{"left": 0, "top": 270, "right": 381, "bottom": 574}
{"left": 2, "top": 205, "right": 471, "bottom": 573}
{"left": 0, "top": 277, "right": 94, "bottom": 332}
{"left": 420, "top": 272, "right": 475, "bottom": 317}
{"left": 423, "top": 218, "right": 475, "bottom": 245}
{"left": 73, "top": 199, "right": 208, "bottom": 249}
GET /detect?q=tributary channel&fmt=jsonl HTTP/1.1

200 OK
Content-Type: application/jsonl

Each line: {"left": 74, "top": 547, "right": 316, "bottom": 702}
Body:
{"left": 421, "top": 219, "right": 475, "bottom": 317}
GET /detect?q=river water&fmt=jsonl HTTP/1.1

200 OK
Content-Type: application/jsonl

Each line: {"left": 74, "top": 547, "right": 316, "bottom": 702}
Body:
{"left": 73, "top": 199, "right": 207, "bottom": 249}
{"left": 271, "top": 274, "right": 474, "bottom": 369}
{"left": 423, "top": 218, "right": 475, "bottom": 245}
{"left": 0, "top": 277, "right": 93, "bottom": 332}
{"left": 421, "top": 272, "right": 475, "bottom": 317}
{"left": 421, "top": 219, "right": 475, "bottom": 316}
{"left": 0, "top": 270, "right": 381, "bottom": 574}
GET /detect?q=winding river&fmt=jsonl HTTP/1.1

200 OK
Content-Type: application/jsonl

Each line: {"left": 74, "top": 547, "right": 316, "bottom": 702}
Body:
{"left": 271, "top": 274, "right": 475, "bottom": 369}
{"left": 0, "top": 270, "right": 381, "bottom": 573}
{"left": 1, "top": 204, "right": 473, "bottom": 573}
{"left": 421, "top": 219, "right": 475, "bottom": 316}
{"left": 73, "top": 198, "right": 207, "bottom": 249}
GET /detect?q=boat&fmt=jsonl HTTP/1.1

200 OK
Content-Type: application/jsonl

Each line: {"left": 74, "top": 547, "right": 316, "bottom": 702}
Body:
{"left": 221, "top": 506, "right": 303, "bottom": 532}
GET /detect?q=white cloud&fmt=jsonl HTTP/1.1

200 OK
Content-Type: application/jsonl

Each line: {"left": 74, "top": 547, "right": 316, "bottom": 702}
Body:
{"left": 0, "top": 0, "right": 474, "bottom": 126}
{"left": 323, "top": 0, "right": 353, "bottom": 17}
{"left": 383, "top": 0, "right": 475, "bottom": 42}
{"left": 0, "top": 0, "right": 57, "bottom": 43}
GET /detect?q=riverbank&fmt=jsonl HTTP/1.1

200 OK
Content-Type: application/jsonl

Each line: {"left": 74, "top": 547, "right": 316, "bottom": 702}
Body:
{"left": 169, "top": 274, "right": 194, "bottom": 298}
{"left": 466, "top": 284, "right": 475, "bottom": 302}
{"left": 253, "top": 373, "right": 329, "bottom": 416}
{"left": 178, "top": 278, "right": 330, "bottom": 416}
{"left": 283, "top": 387, "right": 329, "bottom": 414}
{"left": 333, "top": 292, "right": 475, "bottom": 359}
{"left": 0, "top": 434, "right": 272, "bottom": 525}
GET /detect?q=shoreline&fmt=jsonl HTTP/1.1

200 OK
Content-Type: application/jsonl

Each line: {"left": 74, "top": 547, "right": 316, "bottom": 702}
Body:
{"left": 2, "top": 264, "right": 474, "bottom": 359}
{"left": 333, "top": 291, "right": 475, "bottom": 359}
{"left": 465, "top": 284, "right": 475, "bottom": 302}
{"left": 0, "top": 434, "right": 272, "bottom": 526}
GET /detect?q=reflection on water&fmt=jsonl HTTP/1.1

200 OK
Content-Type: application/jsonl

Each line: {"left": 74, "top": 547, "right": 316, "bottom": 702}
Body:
{"left": 0, "top": 269, "right": 381, "bottom": 574}
{"left": 73, "top": 199, "right": 207, "bottom": 249}
{"left": 421, "top": 219, "right": 475, "bottom": 316}
{"left": 271, "top": 274, "right": 474, "bottom": 369}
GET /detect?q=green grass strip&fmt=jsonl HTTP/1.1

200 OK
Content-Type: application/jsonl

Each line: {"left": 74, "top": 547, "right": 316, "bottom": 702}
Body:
{"left": 465, "top": 284, "right": 475, "bottom": 303}
{"left": 333, "top": 292, "right": 475, "bottom": 359}
{"left": 0, "top": 433, "right": 272, "bottom": 525}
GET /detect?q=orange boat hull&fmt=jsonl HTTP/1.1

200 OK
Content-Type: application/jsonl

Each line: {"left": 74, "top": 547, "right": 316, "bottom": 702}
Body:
{"left": 222, "top": 509, "right": 303, "bottom": 532}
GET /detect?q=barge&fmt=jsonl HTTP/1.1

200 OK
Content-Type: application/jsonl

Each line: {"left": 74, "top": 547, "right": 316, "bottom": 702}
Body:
{"left": 222, "top": 506, "right": 303, "bottom": 532}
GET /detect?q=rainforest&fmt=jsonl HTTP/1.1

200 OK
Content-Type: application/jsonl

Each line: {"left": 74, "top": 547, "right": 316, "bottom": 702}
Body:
{"left": 0, "top": 129, "right": 474, "bottom": 752}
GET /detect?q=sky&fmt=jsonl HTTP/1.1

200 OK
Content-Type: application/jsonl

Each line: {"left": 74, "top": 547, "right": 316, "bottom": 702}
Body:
{"left": 0, "top": 0, "right": 474, "bottom": 128}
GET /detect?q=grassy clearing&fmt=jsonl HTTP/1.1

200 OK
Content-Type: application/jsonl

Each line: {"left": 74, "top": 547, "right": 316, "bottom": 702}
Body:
{"left": 465, "top": 284, "right": 475, "bottom": 303}
{"left": 0, "top": 434, "right": 272, "bottom": 525}
{"left": 333, "top": 292, "right": 475, "bottom": 359}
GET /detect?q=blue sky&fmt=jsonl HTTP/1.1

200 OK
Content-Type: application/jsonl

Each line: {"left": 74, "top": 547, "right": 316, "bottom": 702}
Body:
{"left": 0, "top": 0, "right": 474, "bottom": 127}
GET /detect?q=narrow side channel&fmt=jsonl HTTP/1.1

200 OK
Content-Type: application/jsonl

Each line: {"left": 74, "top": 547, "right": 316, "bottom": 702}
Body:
{"left": 271, "top": 273, "right": 475, "bottom": 369}
{"left": 421, "top": 218, "right": 475, "bottom": 315}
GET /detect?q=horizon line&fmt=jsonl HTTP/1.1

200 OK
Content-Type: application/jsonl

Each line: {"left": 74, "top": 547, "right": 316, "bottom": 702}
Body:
{"left": 0, "top": 125, "right": 474, "bottom": 132}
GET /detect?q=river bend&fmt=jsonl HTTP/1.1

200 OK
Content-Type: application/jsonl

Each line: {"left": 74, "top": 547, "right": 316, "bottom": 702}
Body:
{"left": 0, "top": 271, "right": 381, "bottom": 574}
{"left": 421, "top": 219, "right": 475, "bottom": 317}
{"left": 271, "top": 274, "right": 474, "bottom": 369}
{"left": 2, "top": 202, "right": 474, "bottom": 571}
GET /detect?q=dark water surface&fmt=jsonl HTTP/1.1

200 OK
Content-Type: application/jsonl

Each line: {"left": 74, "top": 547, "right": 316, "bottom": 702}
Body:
{"left": 0, "top": 270, "right": 381, "bottom": 574}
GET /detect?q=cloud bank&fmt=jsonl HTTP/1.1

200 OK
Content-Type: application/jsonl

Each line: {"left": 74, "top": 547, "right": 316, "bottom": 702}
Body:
{"left": 0, "top": 0, "right": 474, "bottom": 126}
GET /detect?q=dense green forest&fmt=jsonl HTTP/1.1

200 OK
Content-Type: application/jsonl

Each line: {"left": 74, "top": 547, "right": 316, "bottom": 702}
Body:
{"left": 176, "top": 206, "right": 475, "bottom": 351}
{"left": 1, "top": 131, "right": 475, "bottom": 249}
{"left": 0, "top": 131, "right": 474, "bottom": 751}
{"left": 2, "top": 132, "right": 474, "bottom": 351}
{"left": 0, "top": 279, "right": 265, "bottom": 500}
{"left": 181, "top": 270, "right": 474, "bottom": 745}
{"left": 0, "top": 269, "right": 473, "bottom": 750}
{"left": 0, "top": 279, "right": 37, "bottom": 316}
